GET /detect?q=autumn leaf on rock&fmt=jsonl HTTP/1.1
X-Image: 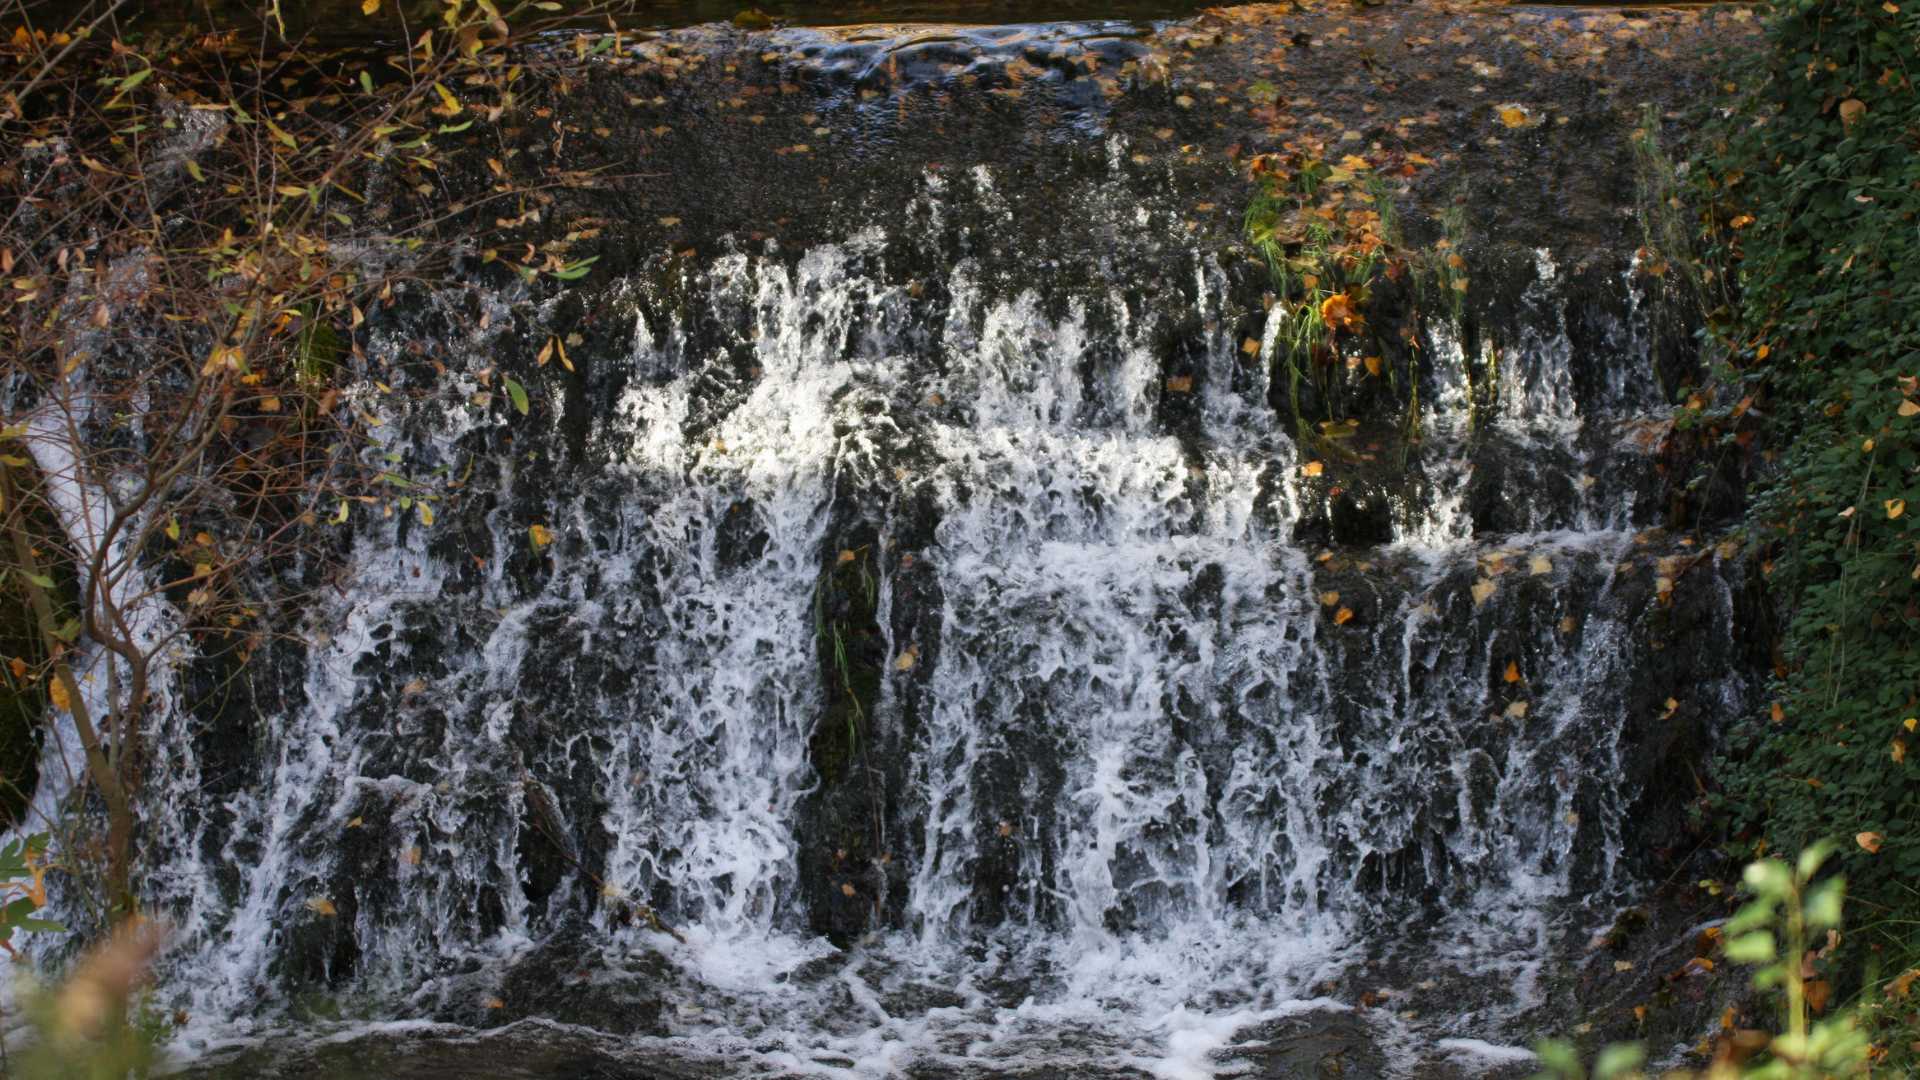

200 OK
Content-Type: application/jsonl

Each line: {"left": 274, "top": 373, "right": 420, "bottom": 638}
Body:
{"left": 1301, "top": 461, "right": 1324, "bottom": 478}
{"left": 1471, "top": 578, "right": 1496, "bottom": 606}
{"left": 306, "top": 897, "right": 338, "bottom": 917}
{"left": 1319, "top": 293, "right": 1363, "bottom": 334}
{"left": 894, "top": 644, "right": 919, "bottom": 671}
{"left": 1503, "top": 662, "right": 1521, "bottom": 684}
{"left": 528, "top": 523, "right": 553, "bottom": 549}
{"left": 1333, "top": 607, "right": 1354, "bottom": 626}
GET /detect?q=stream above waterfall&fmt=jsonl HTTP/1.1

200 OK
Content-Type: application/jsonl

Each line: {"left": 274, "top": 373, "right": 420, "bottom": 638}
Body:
{"left": 9, "top": 3, "right": 1772, "bottom": 1077}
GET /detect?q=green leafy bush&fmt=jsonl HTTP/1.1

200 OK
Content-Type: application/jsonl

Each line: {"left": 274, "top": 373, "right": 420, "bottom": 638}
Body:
{"left": 1697, "top": 0, "right": 1920, "bottom": 916}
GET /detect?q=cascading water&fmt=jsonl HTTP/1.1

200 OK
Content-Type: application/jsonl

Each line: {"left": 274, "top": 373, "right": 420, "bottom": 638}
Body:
{"left": 6, "top": 9, "right": 1759, "bottom": 1078}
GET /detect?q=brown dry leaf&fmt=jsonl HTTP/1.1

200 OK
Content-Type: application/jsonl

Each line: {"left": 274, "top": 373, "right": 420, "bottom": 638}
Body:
{"left": 1663, "top": 697, "right": 1680, "bottom": 719}
{"left": 403, "top": 846, "right": 422, "bottom": 866}
{"left": 1497, "top": 106, "right": 1528, "bottom": 128}
{"left": 1319, "top": 591, "right": 1341, "bottom": 607}
{"left": 1558, "top": 616, "right": 1577, "bottom": 634}
{"left": 1898, "top": 399, "right": 1920, "bottom": 418}
{"left": 1857, "top": 831, "right": 1885, "bottom": 854}
{"left": 1806, "top": 978, "right": 1832, "bottom": 1015}
{"left": 1165, "top": 375, "right": 1194, "bottom": 393}
{"left": 840, "top": 882, "right": 856, "bottom": 897}
{"left": 1505, "top": 700, "right": 1529, "bottom": 719}
{"left": 1241, "top": 337, "right": 1261, "bottom": 357}
{"left": 894, "top": 644, "right": 919, "bottom": 671}
{"left": 1771, "top": 701, "right": 1785, "bottom": 723}
{"left": 1529, "top": 555, "right": 1553, "bottom": 576}
{"left": 1471, "top": 578, "right": 1496, "bottom": 606}
{"left": 1837, "top": 98, "right": 1866, "bottom": 128}
{"left": 7, "top": 657, "right": 25, "bottom": 680}
{"left": 837, "top": 549, "right": 857, "bottom": 566}
{"left": 1333, "top": 607, "right": 1355, "bottom": 626}
{"left": 1301, "top": 461, "right": 1324, "bottom": 478}
{"left": 1363, "top": 356, "right": 1383, "bottom": 377}
{"left": 1503, "top": 662, "right": 1521, "bottom": 684}
{"left": 1887, "top": 968, "right": 1920, "bottom": 999}
{"left": 1614, "top": 960, "right": 1634, "bottom": 973}
{"left": 305, "top": 897, "right": 338, "bottom": 917}
{"left": 346, "top": 817, "right": 364, "bottom": 829}
{"left": 485, "top": 997, "right": 505, "bottom": 1009}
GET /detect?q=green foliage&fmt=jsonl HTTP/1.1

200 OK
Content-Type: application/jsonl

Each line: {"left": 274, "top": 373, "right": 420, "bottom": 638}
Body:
{"left": 1534, "top": 846, "right": 1871, "bottom": 1079}
{"left": 1694, "top": 0, "right": 1920, "bottom": 915}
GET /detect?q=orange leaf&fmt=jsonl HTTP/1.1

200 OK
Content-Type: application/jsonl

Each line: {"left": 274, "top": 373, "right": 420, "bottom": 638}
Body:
{"left": 1318, "top": 293, "right": 1363, "bottom": 334}
{"left": 1857, "top": 831, "right": 1884, "bottom": 854}
{"left": 1333, "top": 607, "right": 1354, "bottom": 626}
{"left": 1301, "top": 461, "right": 1324, "bottom": 478}
{"left": 1503, "top": 662, "right": 1521, "bottom": 684}
{"left": 46, "top": 675, "right": 70, "bottom": 713}
{"left": 1806, "top": 978, "right": 1832, "bottom": 1015}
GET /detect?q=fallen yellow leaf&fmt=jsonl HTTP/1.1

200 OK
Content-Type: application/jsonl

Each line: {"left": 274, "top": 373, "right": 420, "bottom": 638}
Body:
{"left": 1887, "top": 499, "right": 1906, "bottom": 519}
{"left": 1319, "top": 591, "right": 1341, "bottom": 607}
{"left": 528, "top": 524, "right": 553, "bottom": 549}
{"left": 306, "top": 897, "right": 338, "bottom": 917}
{"left": 1301, "top": 461, "right": 1324, "bottom": 478}
{"left": 1333, "top": 606, "right": 1355, "bottom": 626}
{"left": 1498, "top": 106, "right": 1528, "bottom": 128}
{"left": 47, "top": 676, "right": 70, "bottom": 713}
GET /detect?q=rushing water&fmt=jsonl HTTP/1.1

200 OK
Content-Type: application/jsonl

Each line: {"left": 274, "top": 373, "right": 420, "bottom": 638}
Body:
{"left": 16, "top": 34, "right": 1746, "bottom": 1077}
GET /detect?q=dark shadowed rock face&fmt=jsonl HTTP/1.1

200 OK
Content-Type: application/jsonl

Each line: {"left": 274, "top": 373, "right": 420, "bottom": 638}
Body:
{"left": 141, "top": 4, "right": 1769, "bottom": 1077}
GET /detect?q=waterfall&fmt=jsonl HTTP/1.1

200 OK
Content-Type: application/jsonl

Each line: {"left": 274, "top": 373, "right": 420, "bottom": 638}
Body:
{"left": 0, "top": 0, "right": 1750, "bottom": 1052}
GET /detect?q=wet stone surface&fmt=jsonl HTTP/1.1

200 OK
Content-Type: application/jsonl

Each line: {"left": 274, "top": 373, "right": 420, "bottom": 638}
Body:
{"left": 128, "top": 3, "right": 1767, "bottom": 1078}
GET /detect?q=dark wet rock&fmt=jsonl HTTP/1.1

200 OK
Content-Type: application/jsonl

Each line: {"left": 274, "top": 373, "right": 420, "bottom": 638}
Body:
{"left": 1225, "top": 1009, "right": 1388, "bottom": 1080}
